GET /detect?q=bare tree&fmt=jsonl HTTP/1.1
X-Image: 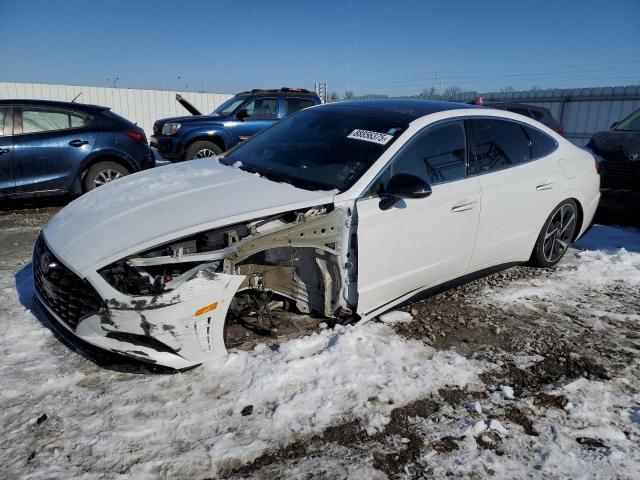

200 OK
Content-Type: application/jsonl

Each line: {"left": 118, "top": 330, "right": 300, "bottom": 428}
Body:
{"left": 500, "top": 86, "right": 515, "bottom": 93}
{"left": 421, "top": 86, "right": 437, "bottom": 98}
{"left": 343, "top": 90, "right": 354, "bottom": 100}
{"left": 329, "top": 91, "right": 339, "bottom": 102}
{"left": 442, "top": 86, "right": 462, "bottom": 99}
{"left": 530, "top": 85, "right": 543, "bottom": 91}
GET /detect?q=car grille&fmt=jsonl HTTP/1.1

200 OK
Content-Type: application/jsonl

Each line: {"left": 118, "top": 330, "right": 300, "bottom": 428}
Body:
{"left": 33, "top": 235, "right": 103, "bottom": 330}
{"left": 599, "top": 160, "right": 640, "bottom": 178}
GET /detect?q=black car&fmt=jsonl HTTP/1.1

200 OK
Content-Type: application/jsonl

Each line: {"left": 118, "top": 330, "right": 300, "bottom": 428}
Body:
{"left": 151, "top": 88, "right": 321, "bottom": 162}
{"left": 0, "top": 99, "right": 155, "bottom": 199}
{"left": 587, "top": 108, "right": 640, "bottom": 190}
{"left": 485, "top": 102, "right": 565, "bottom": 135}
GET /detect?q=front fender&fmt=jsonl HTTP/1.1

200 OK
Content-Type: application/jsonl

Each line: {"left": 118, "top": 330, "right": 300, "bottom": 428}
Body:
{"left": 178, "top": 126, "right": 231, "bottom": 152}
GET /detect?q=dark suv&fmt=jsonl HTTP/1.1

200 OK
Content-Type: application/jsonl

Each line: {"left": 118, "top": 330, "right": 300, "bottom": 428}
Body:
{"left": 151, "top": 88, "right": 321, "bottom": 161}
{"left": 588, "top": 108, "right": 640, "bottom": 190}
{"left": 0, "top": 99, "right": 154, "bottom": 199}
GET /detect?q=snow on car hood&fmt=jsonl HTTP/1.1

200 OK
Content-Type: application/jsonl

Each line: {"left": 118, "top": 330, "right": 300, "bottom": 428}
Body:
{"left": 43, "top": 160, "right": 335, "bottom": 276}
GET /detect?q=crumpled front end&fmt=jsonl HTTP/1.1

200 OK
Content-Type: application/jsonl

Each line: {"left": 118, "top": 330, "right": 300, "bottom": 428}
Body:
{"left": 34, "top": 204, "right": 356, "bottom": 369}
{"left": 34, "top": 235, "right": 244, "bottom": 369}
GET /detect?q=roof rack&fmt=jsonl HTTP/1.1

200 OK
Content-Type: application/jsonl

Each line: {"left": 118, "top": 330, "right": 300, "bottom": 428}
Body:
{"left": 235, "top": 87, "right": 314, "bottom": 95}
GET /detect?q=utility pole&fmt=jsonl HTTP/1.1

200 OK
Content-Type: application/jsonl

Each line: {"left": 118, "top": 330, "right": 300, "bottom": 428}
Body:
{"left": 314, "top": 81, "right": 328, "bottom": 103}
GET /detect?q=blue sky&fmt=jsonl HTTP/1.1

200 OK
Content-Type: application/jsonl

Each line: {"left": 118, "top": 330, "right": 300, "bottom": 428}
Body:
{"left": 1, "top": 0, "right": 639, "bottom": 96}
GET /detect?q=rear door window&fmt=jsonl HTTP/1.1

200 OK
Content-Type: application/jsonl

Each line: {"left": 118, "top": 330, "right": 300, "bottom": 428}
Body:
{"left": 0, "top": 107, "right": 7, "bottom": 135}
{"left": 241, "top": 98, "right": 278, "bottom": 120}
{"left": 530, "top": 109, "right": 544, "bottom": 121}
{"left": 525, "top": 126, "right": 558, "bottom": 159}
{"left": 470, "top": 119, "right": 531, "bottom": 173}
{"left": 507, "top": 107, "right": 532, "bottom": 118}
{"left": 285, "top": 97, "right": 315, "bottom": 116}
{"left": 21, "top": 108, "right": 88, "bottom": 134}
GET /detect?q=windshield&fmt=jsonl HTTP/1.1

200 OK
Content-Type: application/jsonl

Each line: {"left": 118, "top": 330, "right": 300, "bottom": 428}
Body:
{"left": 615, "top": 109, "right": 640, "bottom": 131}
{"left": 212, "top": 96, "right": 246, "bottom": 116}
{"left": 223, "top": 106, "right": 408, "bottom": 192}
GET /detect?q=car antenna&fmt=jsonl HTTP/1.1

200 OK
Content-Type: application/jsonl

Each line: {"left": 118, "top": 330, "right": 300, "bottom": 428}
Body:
{"left": 71, "top": 92, "right": 82, "bottom": 103}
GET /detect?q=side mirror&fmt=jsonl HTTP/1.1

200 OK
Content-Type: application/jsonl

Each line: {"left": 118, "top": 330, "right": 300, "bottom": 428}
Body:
{"left": 610, "top": 121, "right": 619, "bottom": 130}
{"left": 237, "top": 109, "right": 249, "bottom": 121}
{"left": 379, "top": 173, "right": 432, "bottom": 210}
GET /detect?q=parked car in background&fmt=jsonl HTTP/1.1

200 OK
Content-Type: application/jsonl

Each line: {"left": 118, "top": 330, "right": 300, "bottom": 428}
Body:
{"left": 0, "top": 99, "right": 154, "bottom": 199}
{"left": 35, "top": 100, "right": 599, "bottom": 369}
{"left": 587, "top": 108, "right": 640, "bottom": 190}
{"left": 470, "top": 98, "right": 565, "bottom": 135}
{"left": 151, "top": 88, "right": 321, "bottom": 161}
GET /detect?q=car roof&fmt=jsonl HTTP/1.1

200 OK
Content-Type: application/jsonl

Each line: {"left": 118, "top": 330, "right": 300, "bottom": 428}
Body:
{"left": 0, "top": 98, "right": 108, "bottom": 113}
{"left": 314, "top": 99, "right": 480, "bottom": 122}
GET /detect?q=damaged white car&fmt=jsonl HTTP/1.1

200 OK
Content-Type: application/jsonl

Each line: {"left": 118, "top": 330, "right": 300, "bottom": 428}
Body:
{"left": 33, "top": 100, "right": 600, "bottom": 369}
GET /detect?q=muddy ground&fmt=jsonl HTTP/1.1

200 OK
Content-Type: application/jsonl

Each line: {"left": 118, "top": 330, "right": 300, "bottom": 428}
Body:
{"left": 1, "top": 198, "right": 639, "bottom": 479}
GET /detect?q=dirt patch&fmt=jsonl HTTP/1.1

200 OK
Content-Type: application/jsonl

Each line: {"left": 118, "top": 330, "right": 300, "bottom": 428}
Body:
{"left": 534, "top": 392, "right": 569, "bottom": 409}
{"left": 438, "top": 387, "right": 485, "bottom": 407}
{"left": 430, "top": 436, "right": 461, "bottom": 453}
{"left": 503, "top": 407, "right": 538, "bottom": 436}
{"left": 483, "top": 348, "right": 610, "bottom": 396}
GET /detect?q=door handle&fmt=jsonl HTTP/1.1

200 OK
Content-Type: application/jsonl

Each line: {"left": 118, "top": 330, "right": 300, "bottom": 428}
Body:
{"left": 0, "top": 148, "right": 9, "bottom": 155}
{"left": 536, "top": 181, "right": 555, "bottom": 191}
{"left": 451, "top": 200, "right": 477, "bottom": 212}
{"left": 69, "top": 139, "right": 89, "bottom": 147}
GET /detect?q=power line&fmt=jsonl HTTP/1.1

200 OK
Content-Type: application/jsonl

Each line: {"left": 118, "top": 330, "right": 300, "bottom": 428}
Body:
{"left": 354, "top": 60, "right": 640, "bottom": 88}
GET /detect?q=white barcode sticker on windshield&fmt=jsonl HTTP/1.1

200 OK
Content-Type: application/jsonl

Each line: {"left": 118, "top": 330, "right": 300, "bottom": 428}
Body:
{"left": 347, "top": 129, "right": 394, "bottom": 145}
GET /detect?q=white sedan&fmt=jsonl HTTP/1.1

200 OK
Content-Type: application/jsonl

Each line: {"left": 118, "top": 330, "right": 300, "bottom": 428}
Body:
{"left": 33, "top": 100, "right": 600, "bottom": 369}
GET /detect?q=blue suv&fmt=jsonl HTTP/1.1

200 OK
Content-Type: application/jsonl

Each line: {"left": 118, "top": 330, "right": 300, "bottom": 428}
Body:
{"left": 0, "top": 99, "right": 155, "bottom": 199}
{"left": 151, "top": 88, "right": 321, "bottom": 161}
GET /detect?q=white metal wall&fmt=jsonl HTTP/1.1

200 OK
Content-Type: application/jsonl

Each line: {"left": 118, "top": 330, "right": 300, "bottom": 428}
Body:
{"left": 0, "top": 82, "right": 233, "bottom": 138}
{"left": 449, "top": 85, "right": 640, "bottom": 147}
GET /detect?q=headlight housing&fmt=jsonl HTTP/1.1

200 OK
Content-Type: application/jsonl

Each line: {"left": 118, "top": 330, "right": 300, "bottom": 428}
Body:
{"left": 161, "top": 122, "right": 181, "bottom": 136}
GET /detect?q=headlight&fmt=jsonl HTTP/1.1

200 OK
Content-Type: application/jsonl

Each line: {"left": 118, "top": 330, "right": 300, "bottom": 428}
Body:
{"left": 162, "top": 122, "right": 181, "bottom": 136}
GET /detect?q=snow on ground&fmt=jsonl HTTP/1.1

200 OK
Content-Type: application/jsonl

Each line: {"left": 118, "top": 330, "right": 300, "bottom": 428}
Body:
{"left": 1, "top": 220, "right": 639, "bottom": 479}
{"left": 481, "top": 225, "right": 640, "bottom": 325}
{"left": 0, "top": 263, "right": 485, "bottom": 478}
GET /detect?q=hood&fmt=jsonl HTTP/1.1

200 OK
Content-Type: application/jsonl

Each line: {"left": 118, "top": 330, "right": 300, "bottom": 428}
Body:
{"left": 155, "top": 114, "right": 229, "bottom": 125}
{"left": 589, "top": 130, "right": 640, "bottom": 161}
{"left": 43, "top": 160, "right": 334, "bottom": 276}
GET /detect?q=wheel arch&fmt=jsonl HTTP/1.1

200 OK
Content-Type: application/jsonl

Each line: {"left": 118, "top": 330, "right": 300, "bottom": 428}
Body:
{"left": 183, "top": 134, "right": 226, "bottom": 159}
{"left": 74, "top": 154, "right": 137, "bottom": 194}
{"left": 567, "top": 196, "right": 585, "bottom": 242}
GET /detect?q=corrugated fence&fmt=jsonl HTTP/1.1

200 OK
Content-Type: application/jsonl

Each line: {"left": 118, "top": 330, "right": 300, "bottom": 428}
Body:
{"left": 445, "top": 85, "right": 640, "bottom": 147}
{"left": 0, "top": 82, "right": 233, "bottom": 138}
{"left": 2, "top": 82, "right": 639, "bottom": 147}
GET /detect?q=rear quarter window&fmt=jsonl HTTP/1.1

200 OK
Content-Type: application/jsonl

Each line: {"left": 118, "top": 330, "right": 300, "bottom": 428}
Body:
{"left": 525, "top": 126, "right": 558, "bottom": 159}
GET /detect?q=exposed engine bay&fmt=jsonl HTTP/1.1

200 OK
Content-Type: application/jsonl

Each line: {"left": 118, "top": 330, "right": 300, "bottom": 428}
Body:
{"left": 98, "top": 204, "right": 357, "bottom": 348}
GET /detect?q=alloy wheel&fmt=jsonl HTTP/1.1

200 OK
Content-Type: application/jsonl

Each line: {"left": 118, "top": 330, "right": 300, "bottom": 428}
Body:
{"left": 194, "top": 148, "right": 217, "bottom": 159}
{"left": 93, "top": 169, "right": 123, "bottom": 187}
{"left": 542, "top": 203, "right": 577, "bottom": 263}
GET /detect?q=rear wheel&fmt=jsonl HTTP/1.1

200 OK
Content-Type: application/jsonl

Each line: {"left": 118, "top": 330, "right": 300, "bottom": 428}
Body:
{"left": 84, "top": 161, "right": 130, "bottom": 191}
{"left": 530, "top": 199, "right": 578, "bottom": 267}
{"left": 185, "top": 141, "right": 222, "bottom": 160}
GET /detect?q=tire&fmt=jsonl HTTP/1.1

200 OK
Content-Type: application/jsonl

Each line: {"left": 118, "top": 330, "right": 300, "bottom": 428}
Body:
{"left": 530, "top": 199, "right": 579, "bottom": 268}
{"left": 184, "top": 141, "right": 223, "bottom": 161}
{"left": 83, "top": 161, "right": 130, "bottom": 192}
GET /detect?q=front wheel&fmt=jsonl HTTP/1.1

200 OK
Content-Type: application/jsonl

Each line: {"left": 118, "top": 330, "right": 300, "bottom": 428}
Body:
{"left": 83, "top": 161, "right": 130, "bottom": 192}
{"left": 185, "top": 141, "right": 222, "bottom": 161}
{"left": 530, "top": 199, "right": 579, "bottom": 267}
